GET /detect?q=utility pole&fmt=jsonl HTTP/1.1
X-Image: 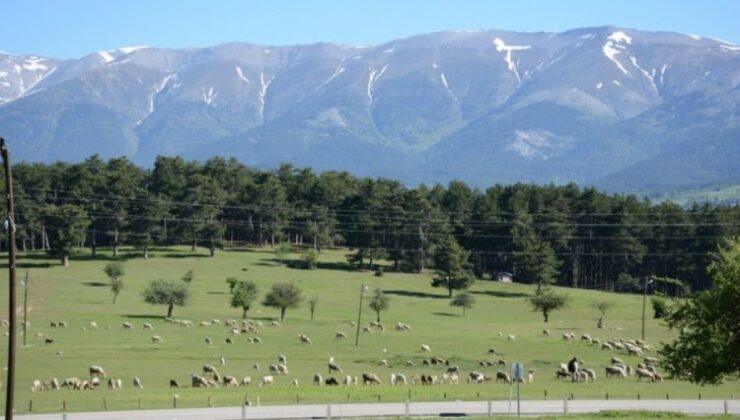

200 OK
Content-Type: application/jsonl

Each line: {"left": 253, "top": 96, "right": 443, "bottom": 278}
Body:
{"left": 354, "top": 284, "right": 368, "bottom": 346}
{"left": 22, "top": 270, "right": 28, "bottom": 346}
{"left": 641, "top": 276, "right": 653, "bottom": 341}
{"left": 1, "top": 137, "right": 18, "bottom": 420}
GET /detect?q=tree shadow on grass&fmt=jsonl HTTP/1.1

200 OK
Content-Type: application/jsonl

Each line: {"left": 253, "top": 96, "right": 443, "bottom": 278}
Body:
{"left": 81, "top": 282, "right": 108, "bottom": 287}
{"left": 432, "top": 312, "right": 460, "bottom": 317}
{"left": 162, "top": 253, "right": 210, "bottom": 259}
{"left": 207, "top": 291, "right": 229, "bottom": 295}
{"left": 384, "top": 290, "right": 448, "bottom": 299}
{"left": 0, "top": 262, "right": 55, "bottom": 269}
{"left": 471, "top": 290, "right": 530, "bottom": 298}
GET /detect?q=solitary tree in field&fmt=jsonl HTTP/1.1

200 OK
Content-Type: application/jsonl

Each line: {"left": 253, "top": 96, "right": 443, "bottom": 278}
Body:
{"left": 304, "top": 249, "right": 319, "bottom": 269}
{"left": 142, "top": 280, "right": 190, "bottom": 318}
{"left": 431, "top": 237, "right": 474, "bottom": 297}
{"left": 660, "top": 238, "right": 740, "bottom": 384}
{"left": 368, "top": 288, "right": 390, "bottom": 322}
{"left": 262, "top": 282, "right": 303, "bottom": 321}
{"left": 594, "top": 300, "right": 613, "bottom": 328}
{"left": 104, "top": 262, "right": 126, "bottom": 304}
{"left": 275, "top": 242, "right": 291, "bottom": 265}
{"left": 528, "top": 287, "right": 569, "bottom": 323}
{"left": 230, "top": 280, "right": 259, "bottom": 318}
{"left": 308, "top": 296, "right": 319, "bottom": 321}
{"left": 450, "top": 291, "right": 476, "bottom": 316}
{"left": 226, "top": 277, "right": 239, "bottom": 293}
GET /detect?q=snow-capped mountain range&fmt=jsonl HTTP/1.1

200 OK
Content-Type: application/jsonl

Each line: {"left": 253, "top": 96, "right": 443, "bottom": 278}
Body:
{"left": 1, "top": 26, "right": 738, "bottom": 193}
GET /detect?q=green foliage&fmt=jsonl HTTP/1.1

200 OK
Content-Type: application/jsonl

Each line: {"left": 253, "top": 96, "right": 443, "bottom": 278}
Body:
{"left": 659, "top": 237, "right": 740, "bottom": 385}
{"left": 594, "top": 300, "right": 613, "bottom": 317}
{"left": 528, "top": 287, "right": 569, "bottom": 323}
{"left": 651, "top": 296, "right": 669, "bottom": 319}
{"left": 431, "top": 236, "right": 474, "bottom": 297}
{"left": 303, "top": 249, "right": 319, "bottom": 269}
{"left": 374, "top": 267, "right": 384, "bottom": 277}
{"left": 308, "top": 296, "right": 319, "bottom": 321}
{"left": 142, "top": 279, "right": 190, "bottom": 317}
{"left": 450, "top": 291, "right": 476, "bottom": 316}
{"left": 104, "top": 262, "right": 126, "bottom": 304}
{"left": 181, "top": 270, "right": 194, "bottom": 284}
{"left": 226, "top": 276, "right": 239, "bottom": 293}
{"left": 368, "top": 288, "right": 390, "bottom": 322}
{"left": 43, "top": 204, "right": 90, "bottom": 265}
{"left": 275, "top": 242, "right": 291, "bottom": 265}
{"left": 262, "top": 282, "right": 303, "bottom": 321}
{"left": 230, "top": 280, "right": 259, "bottom": 318}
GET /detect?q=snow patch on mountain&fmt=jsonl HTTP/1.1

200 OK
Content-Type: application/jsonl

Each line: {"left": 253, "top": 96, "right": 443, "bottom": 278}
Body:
{"left": 201, "top": 86, "right": 218, "bottom": 105}
{"left": 493, "top": 38, "right": 531, "bottom": 82}
{"left": 507, "top": 129, "right": 574, "bottom": 159}
{"left": 258, "top": 72, "right": 273, "bottom": 120}
{"left": 596, "top": 82, "right": 603, "bottom": 89}
{"left": 720, "top": 45, "right": 740, "bottom": 52}
{"left": 235, "top": 66, "right": 251, "bottom": 84}
{"left": 23, "top": 57, "right": 48, "bottom": 71}
{"left": 630, "top": 56, "right": 657, "bottom": 91}
{"left": 367, "top": 65, "right": 388, "bottom": 101}
{"left": 317, "top": 66, "right": 345, "bottom": 91}
{"left": 607, "top": 31, "right": 633, "bottom": 44}
{"left": 97, "top": 51, "right": 115, "bottom": 63}
{"left": 602, "top": 35, "right": 630, "bottom": 75}
{"left": 687, "top": 34, "right": 702, "bottom": 40}
{"left": 119, "top": 45, "right": 149, "bottom": 54}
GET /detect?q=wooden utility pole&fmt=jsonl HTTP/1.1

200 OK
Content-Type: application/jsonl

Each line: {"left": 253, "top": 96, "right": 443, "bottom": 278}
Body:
{"left": 22, "top": 270, "right": 28, "bottom": 346}
{"left": 1, "top": 137, "right": 18, "bottom": 420}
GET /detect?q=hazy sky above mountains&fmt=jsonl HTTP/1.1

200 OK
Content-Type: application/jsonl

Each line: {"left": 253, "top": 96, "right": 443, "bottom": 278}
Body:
{"left": 2, "top": 0, "right": 739, "bottom": 58}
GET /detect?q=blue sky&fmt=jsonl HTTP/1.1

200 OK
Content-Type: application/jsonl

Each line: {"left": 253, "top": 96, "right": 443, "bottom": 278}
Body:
{"left": 2, "top": 0, "right": 739, "bottom": 58}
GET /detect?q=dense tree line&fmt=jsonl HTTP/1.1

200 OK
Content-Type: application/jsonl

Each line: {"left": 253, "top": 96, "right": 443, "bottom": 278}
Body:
{"left": 3, "top": 155, "right": 739, "bottom": 292}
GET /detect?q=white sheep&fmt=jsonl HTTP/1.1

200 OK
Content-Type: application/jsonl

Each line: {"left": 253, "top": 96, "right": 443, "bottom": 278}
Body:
{"left": 122, "top": 322, "right": 133, "bottom": 329}
{"left": 89, "top": 365, "right": 106, "bottom": 378}
{"left": 151, "top": 335, "right": 163, "bottom": 343}
{"left": 313, "top": 373, "right": 323, "bottom": 385}
{"left": 390, "top": 373, "right": 407, "bottom": 385}
{"left": 335, "top": 331, "right": 347, "bottom": 339}
{"left": 241, "top": 377, "right": 252, "bottom": 386}
{"left": 259, "top": 375, "right": 274, "bottom": 386}
{"left": 507, "top": 334, "right": 516, "bottom": 341}
{"left": 420, "top": 344, "right": 431, "bottom": 352}
{"left": 292, "top": 378, "right": 299, "bottom": 386}
{"left": 143, "top": 322, "right": 153, "bottom": 330}
{"left": 133, "top": 377, "right": 143, "bottom": 388}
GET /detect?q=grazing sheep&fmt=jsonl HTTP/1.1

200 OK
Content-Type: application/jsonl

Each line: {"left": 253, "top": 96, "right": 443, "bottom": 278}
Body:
{"left": 298, "top": 334, "right": 312, "bottom": 345}
{"left": 328, "top": 360, "right": 342, "bottom": 374}
{"left": 169, "top": 379, "right": 180, "bottom": 388}
{"left": 313, "top": 374, "right": 323, "bottom": 385}
{"left": 406, "top": 360, "right": 415, "bottom": 366}
{"left": 644, "top": 356, "right": 658, "bottom": 365}
{"left": 362, "top": 372, "right": 382, "bottom": 385}
{"left": 226, "top": 337, "right": 234, "bottom": 345}
{"left": 627, "top": 346, "right": 643, "bottom": 356}
{"left": 80, "top": 380, "right": 91, "bottom": 390}
{"left": 468, "top": 371, "right": 485, "bottom": 384}
{"left": 89, "top": 365, "right": 106, "bottom": 378}
{"left": 344, "top": 375, "right": 353, "bottom": 385}
{"left": 498, "top": 359, "right": 507, "bottom": 366}
{"left": 378, "top": 359, "right": 388, "bottom": 367}
{"left": 527, "top": 370, "right": 535, "bottom": 383}
{"left": 133, "top": 377, "right": 143, "bottom": 389}
{"left": 50, "top": 322, "right": 57, "bottom": 328}
{"left": 122, "top": 322, "right": 133, "bottom": 329}
{"left": 446, "top": 365, "right": 460, "bottom": 374}
{"left": 62, "top": 377, "right": 80, "bottom": 389}
{"left": 636, "top": 368, "right": 656, "bottom": 381}
{"left": 203, "top": 365, "right": 219, "bottom": 376}
{"left": 543, "top": 329, "right": 550, "bottom": 336}
{"left": 271, "top": 320, "right": 280, "bottom": 327}
{"left": 278, "top": 354, "right": 288, "bottom": 364}
{"left": 431, "top": 356, "right": 446, "bottom": 365}
{"left": 191, "top": 374, "right": 209, "bottom": 388}
{"left": 507, "top": 334, "right": 516, "bottom": 341}
{"left": 395, "top": 322, "right": 412, "bottom": 331}
{"left": 653, "top": 372, "right": 664, "bottom": 382}
{"left": 582, "top": 368, "right": 597, "bottom": 381}
{"left": 362, "top": 326, "right": 372, "bottom": 333}
{"left": 223, "top": 375, "right": 239, "bottom": 387}
{"left": 335, "top": 331, "right": 347, "bottom": 340}
{"left": 259, "top": 375, "right": 274, "bottom": 386}
{"left": 292, "top": 378, "right": 299, "bottom": 386}
{"left": 613, "top": 341, "right": 626, "bottom": 351}
{"left": 241, "top": 377, "right": 252, "bottom": 386}
{"left": 563, "top": 333, "right": 573, "bottom": 341}
{"left": 205, "top": 337, "right": 212, "bottom": 345}
{"left": 487, "top": 348, "right": 496, "bottom": 354}
{"left": 143, "top": 323, "right": 153, "bottom": 330}
{"left": 611, "top": 357, "right": 625, "bottom": 365}
{"left": 325, "top": 377, "right": 340, "bottom": 386}
{"left": 31, "top": 379, "right": 44, "bottom": 392}
{"left": 601, "top": 342, "right": 614, "bottom": 350}
{"left": 496, "top": 371, "right": 511, "bottom": 384}
{"left": 605, "top": 365, "right": 627, "bottom": 378}
{"left": 390, "top": 373, "right": 407, "bottom": 385}
{"left": 277, "top": 363, "right": 289, "bottom": 375}
{"left": 350, "top": 321, "right": 358, "bottom": 327}
{"left": 581, "top": 334, "right": 592, "bottom": 342}
{"left": 44, "top": 338, "right": 54, "bottom": 344}
{"left": 420, "top": 344, "right": 431, "bottom": 352}
{"left": 269, "top": 364, "right": 280, "bottom": 375}
{"left": 151, "top": 335, "right": 163, "bottom": 343}
{"left": 253, "top": 363, "right": 260, "bottom": 371}
{"left": 253, "top": 337, "right": 262, "bottom": 344}
{"left": 497, "top": 331, "right": 503, "bottom": 339}
{"left": 556, "top": 369, "right": 571, "bottom": 379}
{"left": 89, "top": 321, "right": 98, "bottom": 328}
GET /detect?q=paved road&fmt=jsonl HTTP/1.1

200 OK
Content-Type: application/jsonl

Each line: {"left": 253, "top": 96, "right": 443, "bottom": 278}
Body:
{"left": 6, "top": 399, "right": 738, "bottom": 419}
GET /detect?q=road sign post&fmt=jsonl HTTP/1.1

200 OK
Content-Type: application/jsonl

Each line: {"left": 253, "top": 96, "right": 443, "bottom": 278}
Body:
{"left": 512, "top": 362, "right": 525, "bottom": 417}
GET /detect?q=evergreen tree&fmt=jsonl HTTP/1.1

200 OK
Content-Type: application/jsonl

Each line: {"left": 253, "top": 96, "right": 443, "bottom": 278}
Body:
{"left": 431, "top": 236, "right": 474, "bottom": 297}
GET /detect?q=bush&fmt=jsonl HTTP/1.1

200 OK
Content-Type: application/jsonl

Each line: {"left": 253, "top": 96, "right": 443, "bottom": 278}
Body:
{"left": 374, "top": 267, "right": 384, "bottom": 277}
{"left": 651, "top": 296, "right": 669, "bottom": 319}
{"left": 303, "top": 249, "right": 319, "bottom": 269}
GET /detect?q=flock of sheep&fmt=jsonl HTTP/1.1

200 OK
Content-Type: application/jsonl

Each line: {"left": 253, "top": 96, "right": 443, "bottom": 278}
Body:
{"left": 21, "top": 314, "right": 667, "bottom": 395}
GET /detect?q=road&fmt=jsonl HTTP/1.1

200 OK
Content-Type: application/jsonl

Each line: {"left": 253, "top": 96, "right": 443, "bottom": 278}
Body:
{"left": 6, "top": 399, "right": 738, "bottom": 419}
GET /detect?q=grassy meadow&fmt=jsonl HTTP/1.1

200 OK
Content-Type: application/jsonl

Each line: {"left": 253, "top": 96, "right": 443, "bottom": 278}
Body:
{"left": 0, "top": 246, "right": 737, "bottom": 414}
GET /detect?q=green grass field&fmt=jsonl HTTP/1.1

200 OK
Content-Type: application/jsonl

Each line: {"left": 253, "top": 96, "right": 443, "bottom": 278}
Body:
{"left": 0, "top": 246, "right": 737, "bottom": 414}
